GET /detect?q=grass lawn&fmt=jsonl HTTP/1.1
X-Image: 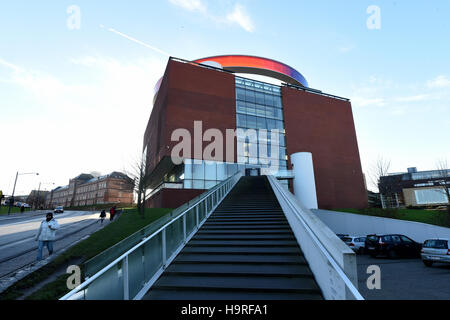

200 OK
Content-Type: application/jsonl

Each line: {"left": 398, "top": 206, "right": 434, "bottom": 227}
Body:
{"left": 334, "top": 208, "right": 450, "bottom": 228}
{"left": 0, "top": 206, "right": 32, "bottom": 215}
{"left": 0, "top": 207, "right": 172, "bottom": 300}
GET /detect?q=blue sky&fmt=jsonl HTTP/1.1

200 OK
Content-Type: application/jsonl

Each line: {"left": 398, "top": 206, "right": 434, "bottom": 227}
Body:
{"left": 1, "top": 0, "right": 449, "bottom": 195}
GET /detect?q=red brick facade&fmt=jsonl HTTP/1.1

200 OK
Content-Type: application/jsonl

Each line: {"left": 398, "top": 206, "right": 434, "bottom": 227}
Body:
{"left": 282, "top": 87, "right": 367, "bottom": 209}
{"left": 144, "top": 59, "right": 368, "bottom": 209}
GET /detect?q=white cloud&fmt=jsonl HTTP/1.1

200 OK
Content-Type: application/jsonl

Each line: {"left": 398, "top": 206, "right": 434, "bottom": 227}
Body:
{"left": 351, "top": 96, "right": 386, "bottom": 108}
{"left": 226, "top": 4, "right": 255, "bottom": 33}
{"left": 168, "top": 0, "right": 255, "bottom": 33}
{"left": 427, "top": 75, "right": 450, "bottom": 88}
{"left": 169, "top": 0, "right": 207, "bottom": 13}
{"left": 394, "top": 94, "right": 429, "bottom": 102}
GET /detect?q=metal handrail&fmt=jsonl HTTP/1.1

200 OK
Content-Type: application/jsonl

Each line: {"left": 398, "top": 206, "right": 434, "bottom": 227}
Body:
{"left": 60, "top": 171, "right": 243, "bottom": 300}
{"left": 267, "top": 175, "right": 363, "bottom": 300}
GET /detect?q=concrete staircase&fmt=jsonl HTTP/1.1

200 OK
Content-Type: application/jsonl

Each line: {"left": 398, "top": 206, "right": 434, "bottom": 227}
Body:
{"left": 143, "top": 176, "right": 323, "bottom": 300}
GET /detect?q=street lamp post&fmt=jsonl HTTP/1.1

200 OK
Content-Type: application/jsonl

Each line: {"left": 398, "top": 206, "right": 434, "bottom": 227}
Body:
{"left": 8, "top": 172, "right": 39, "bottom": 215}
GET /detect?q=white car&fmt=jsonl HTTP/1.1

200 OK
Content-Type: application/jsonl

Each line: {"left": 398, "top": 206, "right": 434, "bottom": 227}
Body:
{"left": 54, "top": 206, "right": 64, "bottom": 214}
{"left": 421, "top": 239, "right": 450, "bottom": 267}
{"left": 342, "top": 236, "right": 366, "bottom": 254}
{"left": 22, "top": 203, "right": 31, "bottom": 208}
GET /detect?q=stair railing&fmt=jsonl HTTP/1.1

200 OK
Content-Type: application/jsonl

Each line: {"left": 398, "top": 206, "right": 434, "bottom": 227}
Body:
{"left": 267, "top": 175, "right": 364, "bottom": 300}
{"left": 60, "top": 171, "right": 243, "bottom": 300}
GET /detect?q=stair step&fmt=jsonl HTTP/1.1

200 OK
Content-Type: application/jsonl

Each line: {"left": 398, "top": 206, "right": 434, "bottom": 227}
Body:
{"left": 174, "top": 253, "right": 307, "bottom": 264}
{"left": 151, "top": 274, "right": 321, "bottom": 292}
{"left": 143, "top": 288, "right": 323, "bottom": 300}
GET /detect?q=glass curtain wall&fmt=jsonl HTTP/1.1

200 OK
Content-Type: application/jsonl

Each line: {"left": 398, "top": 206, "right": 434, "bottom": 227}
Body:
{"left": 235, "top": 76, "right": 288, "bottom": 172}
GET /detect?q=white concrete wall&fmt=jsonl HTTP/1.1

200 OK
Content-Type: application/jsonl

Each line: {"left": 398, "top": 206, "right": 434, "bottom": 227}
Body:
{"left": 291, "top": 152, "right": 318, "bottom": 209}
{"left": 313, "top": 209, "right": 450, "bottom": 243}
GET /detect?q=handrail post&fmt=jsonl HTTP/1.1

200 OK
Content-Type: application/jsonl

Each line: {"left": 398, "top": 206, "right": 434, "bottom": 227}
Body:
{"left": 182, "top": 215, "right": 186, "bottom": 243}
{"left": 162, "top": 228, "right": 167, "bottom": 267}
{"left": 195, "top": 206, "right": 199, "bottom": 229}
{"left": 123, "top": 256, "right": 129, "bottom": 300}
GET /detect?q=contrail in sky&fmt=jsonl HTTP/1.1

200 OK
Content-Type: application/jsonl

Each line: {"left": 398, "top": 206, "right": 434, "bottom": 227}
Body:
{"left": 101, "top": 25, "right": 172, "bottom": 57}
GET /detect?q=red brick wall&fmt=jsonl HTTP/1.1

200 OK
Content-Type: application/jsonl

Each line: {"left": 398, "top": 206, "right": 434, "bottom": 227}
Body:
{"left": 144, "top": 59, "right": 238, "bottom": 175}
{"left": 145, "top": 188, "right": 206, "bottom": 209}
{"left": 282, "top": 87, "right": 368, "bottom": 209}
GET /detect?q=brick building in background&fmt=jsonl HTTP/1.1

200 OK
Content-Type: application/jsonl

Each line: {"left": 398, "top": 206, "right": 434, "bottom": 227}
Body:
{"left": 46, "top": 172, "right": 134, "bottom": 208}
{"left": 143, "top": 56, "right": 368, "bottom": 210}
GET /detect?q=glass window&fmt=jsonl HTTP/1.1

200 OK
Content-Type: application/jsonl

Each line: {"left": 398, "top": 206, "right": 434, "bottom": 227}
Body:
{"left": 245, "top": 102, "right": 256, "bottom": 116}
{"left": 255, "top": 104, "right": 266, "bottom": 117}
{"left": 246, "top": 115, "right": 257, "bottom": 129}
{"left": 236, "top": 100, "right": 246, "bottom": 114}
{"left": 391, "top": 235, "right": 401, "bottom": 243}
{"left": 265, "top": 94, "right": 274, "bottom": 106}
{"left": 236, "top": 88, "right": 246, "bottom": 101}
{"left": 245, "top": 90, "right": 255, "bottom": 103}
{"left": 265, "top": 106, "right": 276, "bottom": 119}
{"left": 193, "top": 180, "right": 205, "bottom": 189}
{"left": 256, "top": 117, "right": 266, "bottom": 129}
{"left": 276, "top": 120, "right": 284, "bottom": 130}
{"left": 266, "top": 119, "right": 276, "bottom": 131}
{"left": 400, "top": 236, "right": 413, "bottom": 243}
{"left": 237, "top": 114, "right": 246, "bottom": 128}
{"left": 273, "top": 96, "right": 282, "bottom": 108}
{"left": 192, "top": 163, "right": 204, "bottom": 180}
{"left": 205, "top": 181, "right": 217, "bottom": 189}
{"left": 204, "top": 162, "right": 217, "bottom": 180}
{"left": 255, "top": 92, "right": 265, "bottom": 104}
{"left": 184, "top": 180, "right": 193, "bottom": 189}
{"left": 217, "top": 163, "right": 227, "bottom": 180}
{"left": 227, "top": 163, "right": 238, "bottom": 176}
{"left": 273, "top": 107, "right": 283, "bottom": 120}
{"left": 184, "top": 160, "right": 192, "bottom": 179}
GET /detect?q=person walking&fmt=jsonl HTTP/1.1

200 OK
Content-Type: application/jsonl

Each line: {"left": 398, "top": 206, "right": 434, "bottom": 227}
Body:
{"left": 35, "top": 212, "right": 60, "bottom": 261}
{"left": 109, "top": 206, "right": 116, "bottom": 221}
{"left": 100, "top": 209, "right": 106, "bottom": 224}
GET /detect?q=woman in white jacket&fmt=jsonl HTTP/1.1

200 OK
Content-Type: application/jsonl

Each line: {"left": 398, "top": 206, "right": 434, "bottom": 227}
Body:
{"left": 35, "top": 212, "right": 60, "bottom": 261}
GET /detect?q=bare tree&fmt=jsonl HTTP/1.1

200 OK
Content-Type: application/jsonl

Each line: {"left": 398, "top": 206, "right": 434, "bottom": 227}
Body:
{"left": 435, "top": 159, "right": 450, "bottom": 218}
{"left": 369, "top": 156, "right": 391, "bottom": 192}
{"left": 124, "top": 151, "right": 150, "bottom": 218}
{"left": 369, "top": 156, "right": 401, "bottom": 209}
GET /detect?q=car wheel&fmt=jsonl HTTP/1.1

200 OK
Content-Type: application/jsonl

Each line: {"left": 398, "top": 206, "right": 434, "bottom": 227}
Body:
{"left": 423, "top": 260, "right": 433, "bottom": 267}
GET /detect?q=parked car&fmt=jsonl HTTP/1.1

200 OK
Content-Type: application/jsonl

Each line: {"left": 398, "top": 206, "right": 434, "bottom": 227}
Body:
{"left": 15, "top": 202, "right": 23, "bottom": 207}
{"left": 365, "top": 234, "right": 422, "bottom": 258}
{"left": 421, "top": 239, "right": 450, "bottom": 267}
{"left": 342, "top": 236, "right": 366, "bottom": 254}
{"left": 22, "top": 203, "right": 31, "bottom": 208}
{"left": 54, "top": 206, "right": 64, "bottom": 214}
{"left": 336, "top": 234, "right": 349, "bottom": 240}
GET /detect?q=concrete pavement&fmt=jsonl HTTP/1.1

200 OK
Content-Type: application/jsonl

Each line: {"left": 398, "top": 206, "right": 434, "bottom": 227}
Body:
{"left": 0, "top": 210, "right": 110, "bottom": 293}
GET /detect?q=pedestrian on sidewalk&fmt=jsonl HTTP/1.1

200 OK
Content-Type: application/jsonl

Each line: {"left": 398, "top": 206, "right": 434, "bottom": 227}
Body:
{"left": 109, "top": 206, "right": 116, "bottom": 221}
{"left": 100, "top": 209, "right": 106, "bottom": 224}
{"left": 35, "top": 212, "right": 60, "bottom": 261}
{"left": 20, "top": 205, "right": 25, "bottom": 213}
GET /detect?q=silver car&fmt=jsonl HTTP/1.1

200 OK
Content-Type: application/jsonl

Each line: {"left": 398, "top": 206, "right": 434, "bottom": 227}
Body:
{"left": 421, "top": 238, "right": 450, "bottom": 267}
{"left": 342, "top": 236, "right": 366, "bottom": 254}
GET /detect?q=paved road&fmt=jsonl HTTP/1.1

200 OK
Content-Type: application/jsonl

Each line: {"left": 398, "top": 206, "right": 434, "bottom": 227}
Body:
{"left": 0, "top": 210, "right": 108, "bottom": 279}
{"left": 356, "top": 254, "right": 450, "bottom": 300}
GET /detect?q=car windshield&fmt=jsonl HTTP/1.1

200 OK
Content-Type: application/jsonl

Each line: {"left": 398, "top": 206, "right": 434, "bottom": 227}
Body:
{"left": 341, "top": 237, "right": 352, "bottom": 243}
{"left": 424, "top": 240, "right": 448, "bottom": 249}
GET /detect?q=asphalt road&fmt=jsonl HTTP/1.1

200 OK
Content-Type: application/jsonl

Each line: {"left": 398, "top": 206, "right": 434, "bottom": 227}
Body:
{"left": 0, "top": 210, "right": 108, "bottom": 279}
{"left": 356, "top": 253, "right": 450, "bottom": 300}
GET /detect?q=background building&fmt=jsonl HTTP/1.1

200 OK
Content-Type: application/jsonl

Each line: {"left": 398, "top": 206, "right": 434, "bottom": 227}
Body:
{"left": 46, "top": 172, "right": 134, "bottom": 208}
{"left": 143, "top": 56, "right": 367, "bottom": 210}
{"left": 379, "top": 167, "right": 450, "bottom": 208}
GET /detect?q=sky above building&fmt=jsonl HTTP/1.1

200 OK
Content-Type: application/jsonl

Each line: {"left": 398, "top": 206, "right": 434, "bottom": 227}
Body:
{"left": 1, "top": 0, "right": 449, "bottom": 195}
